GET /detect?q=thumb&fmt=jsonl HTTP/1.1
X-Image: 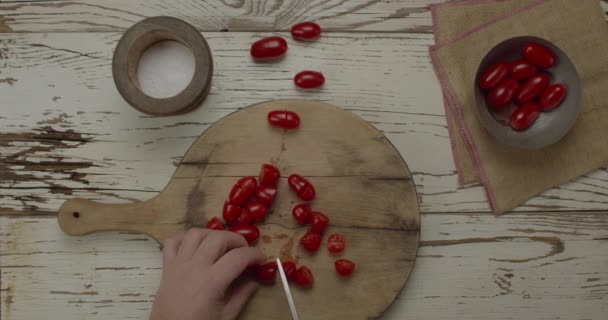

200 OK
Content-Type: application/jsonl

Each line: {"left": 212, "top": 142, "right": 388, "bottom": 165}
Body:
{"left": 222, "top": 280, "right": 259, "bottom": 320}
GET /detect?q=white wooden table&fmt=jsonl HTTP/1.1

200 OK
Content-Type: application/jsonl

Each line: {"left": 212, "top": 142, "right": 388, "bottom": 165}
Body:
{"left": 1, "top": 1, "right": 607, "bottom": 319}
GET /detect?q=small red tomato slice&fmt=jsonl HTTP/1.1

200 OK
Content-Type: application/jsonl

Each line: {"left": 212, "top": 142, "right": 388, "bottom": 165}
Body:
{"left": 300, "top": 232, "right": 321, "bottom": 252}
{"left": 291, "top": 21, "right": 321, "bottom": 40}
{"left": 245, "top": 201, "right": 269, "bottom": 222}
{"left": 509, "top": 59, "right": 538, "bottom": 80}
{"left": 256, "top": 261, "right": 278, "bottom": 284}
{"left": 487, "top": 78, "right": 520, "bottom": 110}
{"left": 335, "top": 259, "right": 355, "bottom": 277}
{"left": 288, "top": 174, "right": 316, "bottom": 201}
{"left": 250, "top": 36, "right": 288, "bottom": 60}
{"left": 206, "top": 217, "right": 225, "bottom": 230}
{"left": 292, "top": 204, "right": 311, "bottom": 225}
{"left": 223, "top": 201, "right": 242, "bottom": 224}
{"left": 539, "top": 83, "right": 567, "bottom": 112}
{"left": 255, "top": 185, "right": 277, "bottom": 205}
{"left": 229, "top": 176, "right": 257, "bottom": 205}
{"left": 268, "top": 110, "right": 301, "bottom": 129}
{"left": 510, "top": 102, "right": 541, "bottom": 131}
{"left": 259, "top": 164, "right": 280, "bottom": 185}
{"left": 235, "top": 209, "right": 253, "bottom": 225}
{"left": 515, "top": 72, "right": 550, "bottom": 104}
{"left": 294, "top": 71, "right": 325, "bottom": 89}
{"left": 310, "top": 212, "right": 329, "bottom": 234}
{"left": 327, "top": 233, "right": 346, "bottom": 254}
{"left": 229, "top": 224, "right": 260, "bottom": 244}
{"left": 294, "top": 266, "right": 314, "bottom": 287}
{"left": 523, "top": 42, "right": 556, "bottom": 69}
{"left": 282, "top": 261, "right": 297, "bottom": 281}
{"left": 479, "top": 61, "right": 509, "bottom": 90}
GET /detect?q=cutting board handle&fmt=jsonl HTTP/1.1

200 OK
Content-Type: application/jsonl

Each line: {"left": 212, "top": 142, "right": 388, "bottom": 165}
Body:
{"left": 58, "top": 198, "right": 160, "bottom": 237}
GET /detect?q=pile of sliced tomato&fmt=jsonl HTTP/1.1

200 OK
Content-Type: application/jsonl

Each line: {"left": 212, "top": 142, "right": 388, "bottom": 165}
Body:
{"left": 206, "top": 110, "right": 356, "bottom": 289}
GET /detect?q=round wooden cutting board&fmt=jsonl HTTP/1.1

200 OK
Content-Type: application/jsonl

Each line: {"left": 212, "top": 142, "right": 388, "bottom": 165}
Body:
{"left": 58, "top": 99, "right": 420, "bottom": 320}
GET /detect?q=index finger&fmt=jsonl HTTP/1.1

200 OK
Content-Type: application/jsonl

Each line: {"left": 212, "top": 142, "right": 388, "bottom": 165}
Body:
{"left": 211, "top": 246, "right": 265, "bottom": 291}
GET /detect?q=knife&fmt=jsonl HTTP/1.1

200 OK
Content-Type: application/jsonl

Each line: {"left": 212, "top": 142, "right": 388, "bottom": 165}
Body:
{"left": 276, "top": 258, "right": 300, "bottom": 320}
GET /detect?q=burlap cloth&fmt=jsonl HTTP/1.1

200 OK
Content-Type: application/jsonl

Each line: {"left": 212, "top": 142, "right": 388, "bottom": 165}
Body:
{"left": 430, "top": 0, "right": 608, "bottom": 214}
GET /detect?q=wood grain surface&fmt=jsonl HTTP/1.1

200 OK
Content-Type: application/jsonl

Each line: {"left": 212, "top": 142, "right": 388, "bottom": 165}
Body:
{"left": 1, "top": 1, "right": 607, "bottom": 319}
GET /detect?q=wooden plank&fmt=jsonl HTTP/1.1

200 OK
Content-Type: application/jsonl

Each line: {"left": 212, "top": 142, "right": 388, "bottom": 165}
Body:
{"left": 3, "top": 31, "right": 608, "bottom": 214}
{"left": 1, "top": 213, "right": 606, "bottom": 319}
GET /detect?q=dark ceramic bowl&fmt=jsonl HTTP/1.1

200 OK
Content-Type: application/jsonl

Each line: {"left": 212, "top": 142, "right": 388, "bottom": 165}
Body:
{"left": 474, "top": 36, "right": 581, "bottom": 149}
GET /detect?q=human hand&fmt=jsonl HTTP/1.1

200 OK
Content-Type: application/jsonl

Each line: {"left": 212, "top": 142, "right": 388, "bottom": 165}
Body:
{"left": 150, "top": 228, "right": 265, "bottom": 320}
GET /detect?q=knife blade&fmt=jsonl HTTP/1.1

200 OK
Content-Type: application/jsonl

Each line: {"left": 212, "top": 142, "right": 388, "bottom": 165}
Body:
{"left": 276, "top": 258, "right": 300, "bottom": 320}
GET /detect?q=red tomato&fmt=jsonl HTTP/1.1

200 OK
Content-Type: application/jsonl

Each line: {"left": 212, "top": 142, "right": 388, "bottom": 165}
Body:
{"left": 250, "top": 36, "right": 288, "bottom": 60}
{"left": 310, "top": 212, "right": 329, "bottom": 234}
{"left": 229, "top": 176, "right": 257, "bottom": 205}
{"left": 259, "top": 164, "right": 280, "bottom": 185}
{"left": 510, "top": 102, "right": 541, "bottom": 131}
{"left": 300, "top": 232, "right": 321, "bottom": 252}
{"left": 229, "top": 224, "right": 260, "bottom": 244}
{"left": 288, "top": 174, "right": 316, "bottom": 201}
{"left": 509, "top": 59, "right": 538, "bottom": 80}
{"left": 256, "top": 261, "right": 278, "bottom": 284}
{"left": 479, "top": 61, "right": 509, "bottom": 90}
{"left": 294, "top": 266, "right": 314, "bottom": 287}
{"left": 235, "top": 209, "right": 253, "bottom": 225}
{"left": 515, "top": 72, "right": 550, "bottom": 104}
{"left": 335, "top": 259, "right": 355, "bottom": 277}
{"left": 282, "top": 261, "right": 297, "bottom": 281}
{"left": 206, "top": 217, "right": 224, "bottom": 230}
{"left": 294, "top": 71, "right": 325, "bottom": 89}
{"left": 291, "top": 21, "right": 321, "bottom": 40}
{"left": 539, "top": 83, "right": 567, "bottom": 112}
{"left": 327, "top": 233, "right": 346, "bottom": 254}
{"left": 292, "top": 204, "right": 311, "bottom": 225}
{"left": 268, "top": 110, "right": 301, "bottom": 129}
{"left": 255, "top": 185, "right": 277, "bottom": 205}
{"left": 486, "top": 78, "right": 520, "bottom": 110}
{"left": 222, "top": 201, "right": 242, "bottom": 224}
{"left": 245, "top": 201, "right": 269, "bottom": 222}
{"left": 523, "top": 42, "right": 556, "bottom": 69}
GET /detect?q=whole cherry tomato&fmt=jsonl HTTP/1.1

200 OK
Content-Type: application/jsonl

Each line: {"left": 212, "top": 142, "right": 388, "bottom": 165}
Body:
{"left": 222, "top": 201, "right": 242, "bottom": 224}
{"left": 539, "top": 83, "right": 567, "bottom": 112}
{"left": 291, "top": 21, "right": 321, "bottom": 40}
{"left": 256, "top": 261, "right": 278, "bottom": 284}
{"left": 268, "top": 110, "right": 300, "bottom": 129}
{"left": 288, "top": 174, "right": 315, "bottom": 201}
{"left": 327, "top": 233, "right": 346, "bottom": 254}
{"left": 510, "top": 102, "right": 541, "bottom": 131}
{"left": 259, "top": 164, "right": 280, "bottom": 185}
{"left": 335, "top": 259, "right": 355, "bottom": 277}
{"left": 250, "top": 36, "right": 288, "bottom": 60}
{"left": 300, "top": 231, "right": 321, "bottom": 252}
{"left": 479, "top": 61, "right": 509, "bottom": 90}
{"left": 282, "top": 261, "right": 297, "bottom": 281}
{"left": 294, "top": 265, "right": 314, "bottom": 287}
{"left": 310, "top": 212, "right": 329, "bottom": 234}
{"left": 229, "top": 176, "right": 257, "bottom": 205}
{"left": 292, "top": 204, "right": 311, "bottom": 225}
{"left": 245, "top": 200, "right": 269, "bottom": 221}
{"left": 509, "top": 59, "right": 538, "bottom": 80}
{"left": 229, "top": 224, "right": 260, "bottom": 244}
{"left": 206, "top": 217, "right": 224, "bottom": 230}
{"left": 294, "top": 71, "right": 325, "bottom": 89}
{"left": 515, "top": 72, "right": 550, "bottom": 104}
{"left": 487, "top": 78, "right": 520, "bottom": 109}
{"left": 235, "top": 209, "right": 253, "bottom": 225}
{"left": 255, "top": 185, "right": 277, "bottom": 205}
{"left": 523, "top": 42, "right": 556, "bottom": 69}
